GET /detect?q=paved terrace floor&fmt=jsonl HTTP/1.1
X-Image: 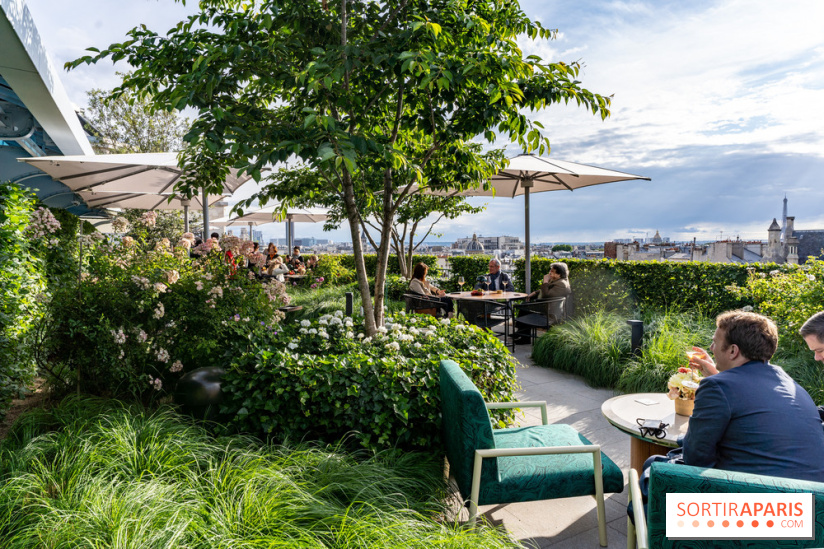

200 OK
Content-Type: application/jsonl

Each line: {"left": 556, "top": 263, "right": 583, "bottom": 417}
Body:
{"left": 449, "top": 344, "right": 632, "bottom": 549}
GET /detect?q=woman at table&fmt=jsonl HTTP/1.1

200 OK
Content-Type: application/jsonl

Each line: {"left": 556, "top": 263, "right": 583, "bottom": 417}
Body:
{"left": 409, "top": 262, "right": 453, "bottom": 316}
{"left": 264, "top": 244, "right": 280, "bottom": 268}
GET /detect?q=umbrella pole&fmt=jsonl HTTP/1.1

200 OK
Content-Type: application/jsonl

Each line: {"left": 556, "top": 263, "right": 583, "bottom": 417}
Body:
{"left": 182, "top": 200, "right": 190, "bottom": 234}
{"left": 248, "top": 222, "right": 253, "bottom": 241}
{"left": 201, "top": 188, "right": 210, "bottom": 239}
{"left": 524, "top": 183, "right": 531, "bottom": 295}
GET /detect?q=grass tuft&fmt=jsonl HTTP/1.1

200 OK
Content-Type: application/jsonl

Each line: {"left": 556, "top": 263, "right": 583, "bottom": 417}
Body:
{"left": 0, "top": 398, "right": 520, "bottom": 548}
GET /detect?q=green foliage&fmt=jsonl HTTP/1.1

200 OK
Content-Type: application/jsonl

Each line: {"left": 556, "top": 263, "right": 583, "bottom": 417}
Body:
{"left": 446, "top": 255, "right": 497, "bottom": 290}
{"left": 617, "top": 312, "right": 715, "bottom": 394}
{"left": 84, "top": 78, "right": 189, "bottom": 154}
{"left": 514, "top": 258, "right": 791, "bottom": 317}
{"left": 338, "top": 253, "right": 441, "bottom": 278}
{"left": 533, "top": 311, "right": 716, "bottom": 393}
{"left": 220, "top": 312, "right": 519, "bottom": 451}
{"left": 0, "top": 396, "right": 520, "bottom": 548}
{"left": 39, "top": 233, "right": 289, "bottom": 399}
{"left": 119, "top": 209, "right": 199, "bottom": 250}
{"left": 552, "top": 244, "right": 572, "bottom": 252}
{"left": 533, "top": 312, "right": 631, "bottom": 387}
{"left": 0, "top": 183, "right": 47, "bottom": 415}
{"left": 731, "top": 260, "right": 824, "bottom": 351}
{"left": 312, "top": 253, "right": 356, "bottom": 286}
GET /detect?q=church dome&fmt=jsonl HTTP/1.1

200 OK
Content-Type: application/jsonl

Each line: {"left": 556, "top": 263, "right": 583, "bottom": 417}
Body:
{"left": 465, "top": 233, "right": 485, "bottom": 254}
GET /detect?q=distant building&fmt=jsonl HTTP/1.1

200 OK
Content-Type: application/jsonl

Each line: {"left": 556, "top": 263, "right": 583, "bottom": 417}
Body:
{"left": 454, "top": 234, "right": 522, "bottom": 253}
{"left": 463, "top": 233, "right": 485, "bottom": 255}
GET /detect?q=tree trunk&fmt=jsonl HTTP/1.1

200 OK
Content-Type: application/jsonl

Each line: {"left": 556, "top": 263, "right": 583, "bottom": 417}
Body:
{"left": 341, "top": 170, "right": 376, "bottom": 335}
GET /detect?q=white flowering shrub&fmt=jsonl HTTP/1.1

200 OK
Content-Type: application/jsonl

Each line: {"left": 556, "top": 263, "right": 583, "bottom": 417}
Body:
{"left": 40, "top": 231, "right": 290, "bottom": 399}
{"left": 220, "top": 312, "right": 519, "bottom": 450}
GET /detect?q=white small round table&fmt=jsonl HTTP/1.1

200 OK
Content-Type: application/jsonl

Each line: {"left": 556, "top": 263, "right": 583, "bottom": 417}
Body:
{"left": 601, "top": 392, "right": 691, "bottom": 474}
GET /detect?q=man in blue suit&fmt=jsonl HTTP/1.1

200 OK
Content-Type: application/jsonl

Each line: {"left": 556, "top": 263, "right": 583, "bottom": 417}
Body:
{"left": 688, "top": 311, "right": 824, "bottom": 482}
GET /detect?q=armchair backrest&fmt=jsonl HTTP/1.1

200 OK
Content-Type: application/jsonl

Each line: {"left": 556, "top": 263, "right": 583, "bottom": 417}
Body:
{"left": 647, "top": 462, "right": 824, "bottom": 547}
{"left": 439, "top": 360, "right": 497, "bottom": 496}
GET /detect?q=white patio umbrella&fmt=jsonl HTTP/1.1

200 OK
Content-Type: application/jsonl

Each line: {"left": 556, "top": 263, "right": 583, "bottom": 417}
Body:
{"left": 227, "top": 206, "right": 329, "bottom": 249}
{"left": 20, "top": 152, "right": 252, "bottom": 234}
{"left": 423, "top": 153, "right": 650, "bottom": 293}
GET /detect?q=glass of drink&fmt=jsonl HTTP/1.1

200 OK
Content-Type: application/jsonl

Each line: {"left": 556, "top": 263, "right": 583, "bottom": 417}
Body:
{"left": 458, "top": 275, "right": 465, "bottom": 292}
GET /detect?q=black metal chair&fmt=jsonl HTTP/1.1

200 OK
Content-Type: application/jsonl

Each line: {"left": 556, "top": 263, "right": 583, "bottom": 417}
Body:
{"left": 404, "top": 293, "right": 446, "bottom": 317}
{"left": 513, "top": 296, "right": 567, "bottom": 344}
{"left": 456, "top": 299, "right": 508, "bottom": 331}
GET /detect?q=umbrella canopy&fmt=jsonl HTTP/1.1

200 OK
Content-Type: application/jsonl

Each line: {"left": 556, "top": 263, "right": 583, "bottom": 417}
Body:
{"left": 20, "top": 152, "right": 252, "bottom": 235}
{"left": 20, "top": 153, "right": 249, "bottom": 195}
{"left": 424, "top": 153, "right": 650, "bottom": 293}
{"left": 76, "top": 190, "right": 225, "bottom": 211}
{"left": 227, "top": 205, "right": 329, "bottom": 225}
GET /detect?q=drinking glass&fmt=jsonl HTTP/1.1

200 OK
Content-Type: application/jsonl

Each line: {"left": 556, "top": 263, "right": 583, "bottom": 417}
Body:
{"left": 458, "top": 276, "right": 465, "bottom": 292}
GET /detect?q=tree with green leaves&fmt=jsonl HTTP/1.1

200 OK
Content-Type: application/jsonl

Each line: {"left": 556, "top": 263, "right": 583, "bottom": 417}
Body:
{"left": 552, "top": 244, "right": 573, "bottom": 252}
{"left": 83, "top": 75, "right": 190, "bottom": 154}
{"left": 70, "top": 0, "right": 610, "bottom": 334}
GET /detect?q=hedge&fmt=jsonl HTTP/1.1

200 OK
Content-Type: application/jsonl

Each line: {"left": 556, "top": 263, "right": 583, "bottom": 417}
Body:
{"left": 511, "top": 258, "right": 796, "bottom": 317}
{"left": 336, "top": 254, "right": 441, "bottom": 278}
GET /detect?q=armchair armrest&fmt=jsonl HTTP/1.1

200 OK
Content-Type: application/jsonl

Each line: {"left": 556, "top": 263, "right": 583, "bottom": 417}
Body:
{"left": 469, "top": 444, "right": 606, "bottom": 546}
{"left": 486, "top": 401, "right": 548, "bottom": 425}
{"left": 627, "top": 468, "right": 648, "bottom": 549}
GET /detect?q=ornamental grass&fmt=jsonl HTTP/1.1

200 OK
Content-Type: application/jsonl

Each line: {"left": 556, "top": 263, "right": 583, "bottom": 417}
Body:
{"left": 0, "top": 396, "right": 519, "bottom": 548}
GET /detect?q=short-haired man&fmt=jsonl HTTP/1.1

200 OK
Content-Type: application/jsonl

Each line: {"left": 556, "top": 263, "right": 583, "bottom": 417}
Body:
{"left": 474, "top": 258, "right": 514, "bottom": 292}
{"left": 798, "top": 311, "right": 824, "bottom": 421}
{"left": 526, "top": 262, "right": 571, "bottom": 301}
{"left": 686, "top": 311, "right": 824, "bottom": 481}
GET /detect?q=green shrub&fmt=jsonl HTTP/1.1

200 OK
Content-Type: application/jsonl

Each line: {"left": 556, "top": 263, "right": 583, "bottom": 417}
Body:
{"left": 220, "top": 312, "right": 519, "bottom": 450}
{"left": 513, "top": 258, "right": 792, "bottom": 316}
{"left": 0, "top": 183, "right": 49, "bottom": 416}
{"left": 446, "top": 255, "right": 496, "bottom": 291}
{"left": 313, "top": 253, "right": 356, "bottom": 285}
{"left": 0, "top": 396, "right": 520, "bottom": 548}
{"left": 337, "top": 253, "right": 441, "bottom": 277}
{"left": 39, "top": 232, "right": 289, "bottom": 399}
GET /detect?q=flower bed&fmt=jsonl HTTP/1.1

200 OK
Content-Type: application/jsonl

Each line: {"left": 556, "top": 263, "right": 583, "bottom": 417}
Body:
{"left": 220, "top": 312, "right": 519, "bottom": 450}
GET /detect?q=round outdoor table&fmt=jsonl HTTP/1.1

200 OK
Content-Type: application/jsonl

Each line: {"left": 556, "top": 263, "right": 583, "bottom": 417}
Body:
{"left": 601, "top": 392, "right": 690, "bottom": 474}
{"left": 448, "top": 290, "right": 528, "bottom": 351}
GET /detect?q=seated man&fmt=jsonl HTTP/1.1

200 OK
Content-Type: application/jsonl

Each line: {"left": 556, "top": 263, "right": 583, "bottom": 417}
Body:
{"left": 630, "top": 311, "right": 824, "bottom": 523}
{"left": 525, "top": 262, "right": 571, "bottom": 301}
{"left": 685, "top": 310, "right": 824, "bottom": 481}
{"left": 474, "top": 258, "right": 514, "bottom": 292}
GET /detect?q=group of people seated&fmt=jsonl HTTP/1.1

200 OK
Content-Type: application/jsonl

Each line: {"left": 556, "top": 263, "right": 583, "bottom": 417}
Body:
{"left": 259, "top": 244, "right": 318, "bottom": 280}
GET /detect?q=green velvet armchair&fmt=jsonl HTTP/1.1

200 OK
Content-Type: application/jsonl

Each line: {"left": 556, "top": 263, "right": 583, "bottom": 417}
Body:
{"left": 439, "top": 359, "right": 624, "bottom": 546}
{"left": 628, "top": 462, "right": 824, "bottom": 548}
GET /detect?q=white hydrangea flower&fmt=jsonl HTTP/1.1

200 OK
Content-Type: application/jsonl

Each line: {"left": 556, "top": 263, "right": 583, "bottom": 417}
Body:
{"left": 377, "top": 326, "right": 388, "bottom": 334}
{"left": 345, "top": 331, "right": 354, "bottom": 338}
{"left": 413, "top": 342, "right": 422, "bottom": 349}
{"left": 319, "top": 330, "right": 329, "bottom": 339}
{"left": 288, "top": 342, "right": 299, "bottom": 350}
{"left": 319, "top": 318, "right": 329, "bottom": 326}
{"left": 357, "top": 333, "right": 364, "bottom": 339}
{"left": 344, "top": 318, "right": 353, "bottom": 327}
{"left": 309, "top": 328, "right": 318, "bottom": 335}
{"left": 440, "top": 318, "right": 451, "bottom": 325}
{"left": 363, "top": 337, "right": 372, "bottom": 344}
{"left": 300, "top": 328, "right": 308, "bottom": 334}
{"left": 301, "top": 320, "right": 311, "bottom": 327}
{"left": 334, "top": 310, "right": 344, "bottom": 318}
{"left": 385, "top": 341, "right": 400, "bottom": 352}
{"left": 330, "top": 317, "right": 343, "bottom": 326}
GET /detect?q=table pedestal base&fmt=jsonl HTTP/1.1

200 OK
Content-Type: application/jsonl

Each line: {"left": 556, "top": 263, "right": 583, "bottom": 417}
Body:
{"left": 630, "top": 437, "right": 670, "bottom": 475}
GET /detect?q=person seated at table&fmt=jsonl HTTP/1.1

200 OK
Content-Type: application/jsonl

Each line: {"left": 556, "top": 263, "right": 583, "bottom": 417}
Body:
{"left": 287, "top": 246, "right": 304, "bottom": 269}
{"left": 304, "top": 254, "right": 319, "bottom": 270}
{"left": 630, "top": 311, "right": 824, "bottom": 523}
{"left": 525, "top": 262, "right": 571, "bottom": 301}
{"left": 266, "top": 256, "right": 289, "bottom": 280}
{"left": 246, "top": 242, "right": 264, "bottom": 272}
{"left": 409, "top": 262, "right": 453, "bottom": 316}
{"left": 474, "top": 258, "right": 514, "bottom": 292}
{"left": 264, "top": 243, "right": 279, "bottom": 268}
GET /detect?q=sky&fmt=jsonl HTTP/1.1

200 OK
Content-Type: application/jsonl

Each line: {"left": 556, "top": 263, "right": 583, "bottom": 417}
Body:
{"left": 22, "top": 0, "right": 824, "bottom": 245}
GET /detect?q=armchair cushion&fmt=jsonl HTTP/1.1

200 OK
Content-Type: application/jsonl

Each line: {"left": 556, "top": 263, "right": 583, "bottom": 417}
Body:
{"left": 482, "top": 424, "right": 624, "bottom": 505}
